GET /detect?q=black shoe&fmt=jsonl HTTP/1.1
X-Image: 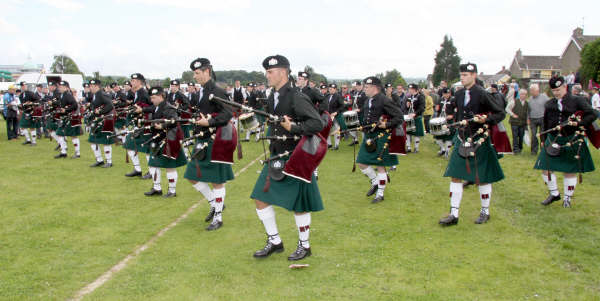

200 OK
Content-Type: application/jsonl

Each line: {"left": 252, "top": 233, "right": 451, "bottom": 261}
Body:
{"left": 142, "top": 172, "right": 152, "bottom": 179}
{"left": 348, "top": 141, "right": 358, "bottom": 146}
{"left": 366, "top": 184, "right": 378, "bottom": 197}
{"left": 206, "top": 220, "right": 222, "bottom": 231}
{"left": 439, "top": 215, "right": 459, "bottom": 226}
{"left": 407, "top": 148, "right": 412, "bottom": 153}
{"left": 102, "top": 163, "right": 113, "bottom": 168}
{"left": 54, "top": 144, "right": 60, "bottom": 151}
{"left": 242, "top": 139, "right": 250, "bottom": 142}
{"left": 54, "top": 153, "right": 67, "bottom": 159}
{"left": 474, "top": 212, "right": 490, "bottom": 224}
{"left": 144, "top": 188, "right": 163, "bottom": 196}
{"left": 22, "top": 141, "right": 31, "bottom": 145}
{"left": 125, "top": 170, "right": 142, "bottom": 177}
{"left": 437, "top": 150, "right": 446, "bottom": 157}
{"left": 563, "top": 197, "right": 572, "bottom": 208}
{"left": 371, "top": 196, "right": 384, "bottom": 204}
{"left": 204, "top": 207, "right": 216, "bottom": 222}
{"left": 333, "top": 146, "right": 339, "bottom": 150}
{"left": 463, "top": 181, "right": 474, "bottom": 188}
{"left": 414, "top": 149, "right": 419, "bottom": 153}
{"left": 90, "top": 161, "right": 104, "bottom": 167}
{"left": 541, "top": 194, "right": 561, "bottom": 206}
{"left": 163, "top": 191, "right": 177, "bottom": 198}
{"left": 253, "top": 239, "right": 284, "bottom": 258}
{"left": 327, "top": 144, "right": 332, "bottom": 149}
{"left": 288, "top": 241, "right": 311, "bottom": 261}
{"left": 71, "top": 154, "right": 80, "bottom": 159}
{"left": 390, "top": 166, "right": 397, "bottom": 171}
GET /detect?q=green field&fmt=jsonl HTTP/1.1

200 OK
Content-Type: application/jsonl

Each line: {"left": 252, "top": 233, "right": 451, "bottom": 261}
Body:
{"left": 1, "top": 121, "right": 599, "bottom": 300}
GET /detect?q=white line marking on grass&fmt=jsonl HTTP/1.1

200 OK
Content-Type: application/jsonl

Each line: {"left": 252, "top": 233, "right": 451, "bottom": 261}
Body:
{"left": 70, "top": 154, "right": 264, "bottom": 301}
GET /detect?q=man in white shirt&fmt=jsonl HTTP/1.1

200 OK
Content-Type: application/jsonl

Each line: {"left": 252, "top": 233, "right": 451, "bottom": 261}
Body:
{"left": 590, "top": 87, "right": 599, "bottom": 117}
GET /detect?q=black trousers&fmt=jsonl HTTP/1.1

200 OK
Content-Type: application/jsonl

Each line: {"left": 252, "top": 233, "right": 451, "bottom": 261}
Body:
{"left": 424, "top": 115, "right": 432, "bottom": 133}
{"left": 511, "top": 124, "right": 525, "bottom": 153}
{"left": 6, "top": 117, "right": 18, "bottom": 139}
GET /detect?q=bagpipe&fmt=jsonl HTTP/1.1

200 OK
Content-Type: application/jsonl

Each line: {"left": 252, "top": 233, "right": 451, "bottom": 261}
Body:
{"left": 89, "top": 111, "right": 115, "bottom": 134}
{"left": 444, "top": 114, "right": 490, "bottom": 158}
{"left": 211, "top": 93, "right": 328, "bottom": 183}
{"left": 138, "top": 120, "right": 185, "bottom": 159}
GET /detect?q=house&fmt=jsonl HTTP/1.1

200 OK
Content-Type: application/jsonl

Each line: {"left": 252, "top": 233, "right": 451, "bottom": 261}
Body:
{"left": 509, "top": 49, "right": 561, "bottom": 82}
{"left": 478, "top": 72, "right": 511, "bottom": 87}
{"left": 560, "top": 27, "right": 600, "bottom": 74}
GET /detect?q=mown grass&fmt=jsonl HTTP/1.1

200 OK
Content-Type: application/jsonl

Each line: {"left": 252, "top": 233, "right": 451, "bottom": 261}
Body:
{"left": 0, "top": 121, "right": 598, "bottom": 300}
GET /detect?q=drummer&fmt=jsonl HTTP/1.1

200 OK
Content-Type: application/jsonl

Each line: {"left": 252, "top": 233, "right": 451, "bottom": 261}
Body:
{"left": 433, "top": 87, "right": 456, "bottom": 157}
{"left": 350, "top": 81, "right": 367, "bottom": 143}
{"left": 184, "top": 58, "right": 234, "bottom": 231}
{"left": 250, "top": 55, "right": 324, "bottom": 261}
{"left": 243, "top": 82, "right": 260, "bottom": 142}
{"left": 326, "top": 83, "right": 345, "bottom": 150}
{"left": 356, "top": 77, "right": 403, "bottom": 204}
{"left": 439, "top": 63, "right": 505, "bottom": 226}
{"left": 533, "top": 76, "right": 596, "bottom": 208}
{"left": 404, "top": 83, "right": 425, "bottom": 153}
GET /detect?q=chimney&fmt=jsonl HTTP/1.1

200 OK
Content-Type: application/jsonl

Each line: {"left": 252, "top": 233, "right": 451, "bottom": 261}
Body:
{"left": 516, "top": 49, "right": 523, "bottom": 61}
{"left": 573, "top": 27, "right": 583, "bottom": 38}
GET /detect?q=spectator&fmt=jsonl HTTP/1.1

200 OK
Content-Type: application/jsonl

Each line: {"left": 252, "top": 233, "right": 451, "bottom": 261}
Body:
{"left": 591, "top": 86, "right": 600, "bottom": 118}
{"left": 527, "top": 84, "right": 548, "bottom": 154}
{"left": 490, "top": 84, "right": 507, "bottom": 109}
{"left": 507, "top": 88, "right": 529, "bottom": 154}
{"left": 3, "top": 85, "right": 19, "bottom": 140}
{"left": 423, "top": 89, "right": 434, "bottom": 133}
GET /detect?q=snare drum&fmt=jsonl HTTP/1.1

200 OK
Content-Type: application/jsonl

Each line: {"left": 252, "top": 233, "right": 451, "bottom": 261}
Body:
{"left": 404, "top": 115, "right": 416, "bottom": 132}
{"left": 429, "top": 117, "right": 449, "bottom": 136}
{"left": 343, "top": 110, "right": 359, "bottom": 127}
{"left": 239, "top": 112, "right": 259, "bottom": 131}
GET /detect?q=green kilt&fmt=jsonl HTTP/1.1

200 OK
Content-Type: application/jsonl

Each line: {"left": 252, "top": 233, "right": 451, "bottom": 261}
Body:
{"left": 57, "top": 125, "right": 82, "bottom": 137}
{"left": 407, "top": 115, "right": 425, "bottom": 137}
{"left": 256, "top": 114, "right": 266, "bottom": 124}
{"left": 88, "top": 131, "right": 115, "bottom": 145}
{"left": 115, "top": 118, "right": 127, "bottom": 129}
{"left": 181, "top": 124, "right": 191, "bottom": 139}
{"left": 335, "top": 113, "right": 348, "bottom": 131}
{"left": 434, "top": 130, "right": 455, "bottom": 142}
{"left": 148, "top": 147, "right": 187, "bottom": 169}
{"left": 46, "top": 119, "right": 58, "bottom": 131}
{"left": 356, "top": 131, "right": 399, "bottom": 166}
{"left": 250, "top": 158, "right": 324, "bottom": 212}
{"left": 444, "top": 136, "right": 504, "bottom": 183}
{"left": 184, "top": 138, "right": 234, "bottom": 184}
{"left": 124, "top": 132, "right": 151, "bottom": 153}
{"left": 19, "top": 114, "right": 41, "bottom": 129}
{"left": 534, "top": 134, "right": 595, "bottom": 173}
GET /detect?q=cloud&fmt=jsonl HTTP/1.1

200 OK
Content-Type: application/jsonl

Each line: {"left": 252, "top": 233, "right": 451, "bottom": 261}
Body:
{"left": 37, "top": 0, "right": 84, "bottom": 11}
{"left": 113, "top": 0, "right": 251, "bottom": 12}
{"left": 0, "top": 17, "right": 19, "bottom": 34}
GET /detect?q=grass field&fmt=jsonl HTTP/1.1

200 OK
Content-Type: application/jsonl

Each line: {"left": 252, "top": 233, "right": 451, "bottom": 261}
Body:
{"left": 1, "top": 121, "right": 599, "bottom": 300}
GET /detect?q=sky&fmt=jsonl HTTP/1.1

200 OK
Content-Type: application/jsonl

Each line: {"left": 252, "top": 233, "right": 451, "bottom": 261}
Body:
{"left": 1, "top": 0, "right": 599, "bottom": 80}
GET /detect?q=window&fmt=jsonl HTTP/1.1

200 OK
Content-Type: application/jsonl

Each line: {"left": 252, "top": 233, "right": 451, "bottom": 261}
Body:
{"left": 551, "top": 71, "right": 561, "bottom": 78}
{"left": 530, "top": 70, "right": 541, "bottom": 79}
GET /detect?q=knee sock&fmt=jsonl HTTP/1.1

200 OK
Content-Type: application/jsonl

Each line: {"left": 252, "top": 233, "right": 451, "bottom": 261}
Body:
{"left": 103, "top": 145, "right": 112, "bottom": 164}
{"left": 91, "top": 144, "right": 102, "bottom": 162}
{"left": 376, "top": 172, "right": 387, "bottom": 198}
{"left": 294, "top": 213, "right": 311, "bottom": 248}
{"left": 212, "top": 187, "right": 225, "bottom": 222}
{"left": 128, "top": 150, "right": 142, "bottom": 172}
{"left": 193, "top": 182, "right": 214, "bottom": 207}
{"left": 542, "top": 173, "right": 559, "bottom": 196}
{"left": 450, "top": 182, "right": 463, "bottom": 217}
{"left": 72, "top": 138, "right": 80, "bottom": 155}
{"left": 256, "top": 206, "right": 281, "bottom": 244}
{"left": 478, "top": 184, "right": 492, "bottom": 215}
{"left": 360, "top": 166, "right": 377, "bottom": 185}
{"left": 166, "top": 171, "right": 177, "bottom": 194}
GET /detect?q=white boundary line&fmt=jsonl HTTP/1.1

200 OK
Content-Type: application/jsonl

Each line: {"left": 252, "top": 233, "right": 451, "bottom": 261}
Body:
{"left": 70, "top": 154, "right": 264, "bottom": 301}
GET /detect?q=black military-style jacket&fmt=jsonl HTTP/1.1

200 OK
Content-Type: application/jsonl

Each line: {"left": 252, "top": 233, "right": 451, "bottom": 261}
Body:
{"left": 300, "top": 85, "right": 326, "bottom": 113}
{"left": 454, "top": 84, "right": 505, "bottom": 138}
{"left": 90, "top": 90, "right": 114, "bottom": 116}
{"left": 189, "top": 80, "right": 232, "bottom": 135}
{"left": 59, "top": 91, "right": 78, "bottom": 114}
{"left": 405, "top": 92, "right": 425, "bottom": 116}
{"left": 266, "top": 81, "right": 323, "bottom": 155}
{"left": 436, "top": 96, "right": 456, "bottom": 118}
{"left": 21, "top": 90, "right": 40, "bottom": 104}
{"left": 361, "top": 92, "right": 403, "bottom": 130}
{"left": 149, "top": 100, "right": 178, "bottom": 136}
{"left": 134, "top": 88, "right": 151, "bottom": 106}
{"left": 167, "top": 90, "right": 190, "bottom": 110}
{"left": 543, "top": 93, "right": 596, "bottom": 137}
{"left": 325, "top": 92, "right": 344, "bottom": 115}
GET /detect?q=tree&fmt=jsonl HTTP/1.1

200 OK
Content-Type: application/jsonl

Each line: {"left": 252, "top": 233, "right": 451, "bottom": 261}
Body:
{"left": 431, "top": 35, "right": 460, "bottom": 87}
{"left": 580, "top": 38, "right": 600, "bottom": 85}
{"left": 303, "top": 65, "right": 327, "bottom": 84}
{"left": 376, "top": 69, "right": 407, "bottom": 87}
{"left": 50, "top": 54, "right": 83, "bottom": 74}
